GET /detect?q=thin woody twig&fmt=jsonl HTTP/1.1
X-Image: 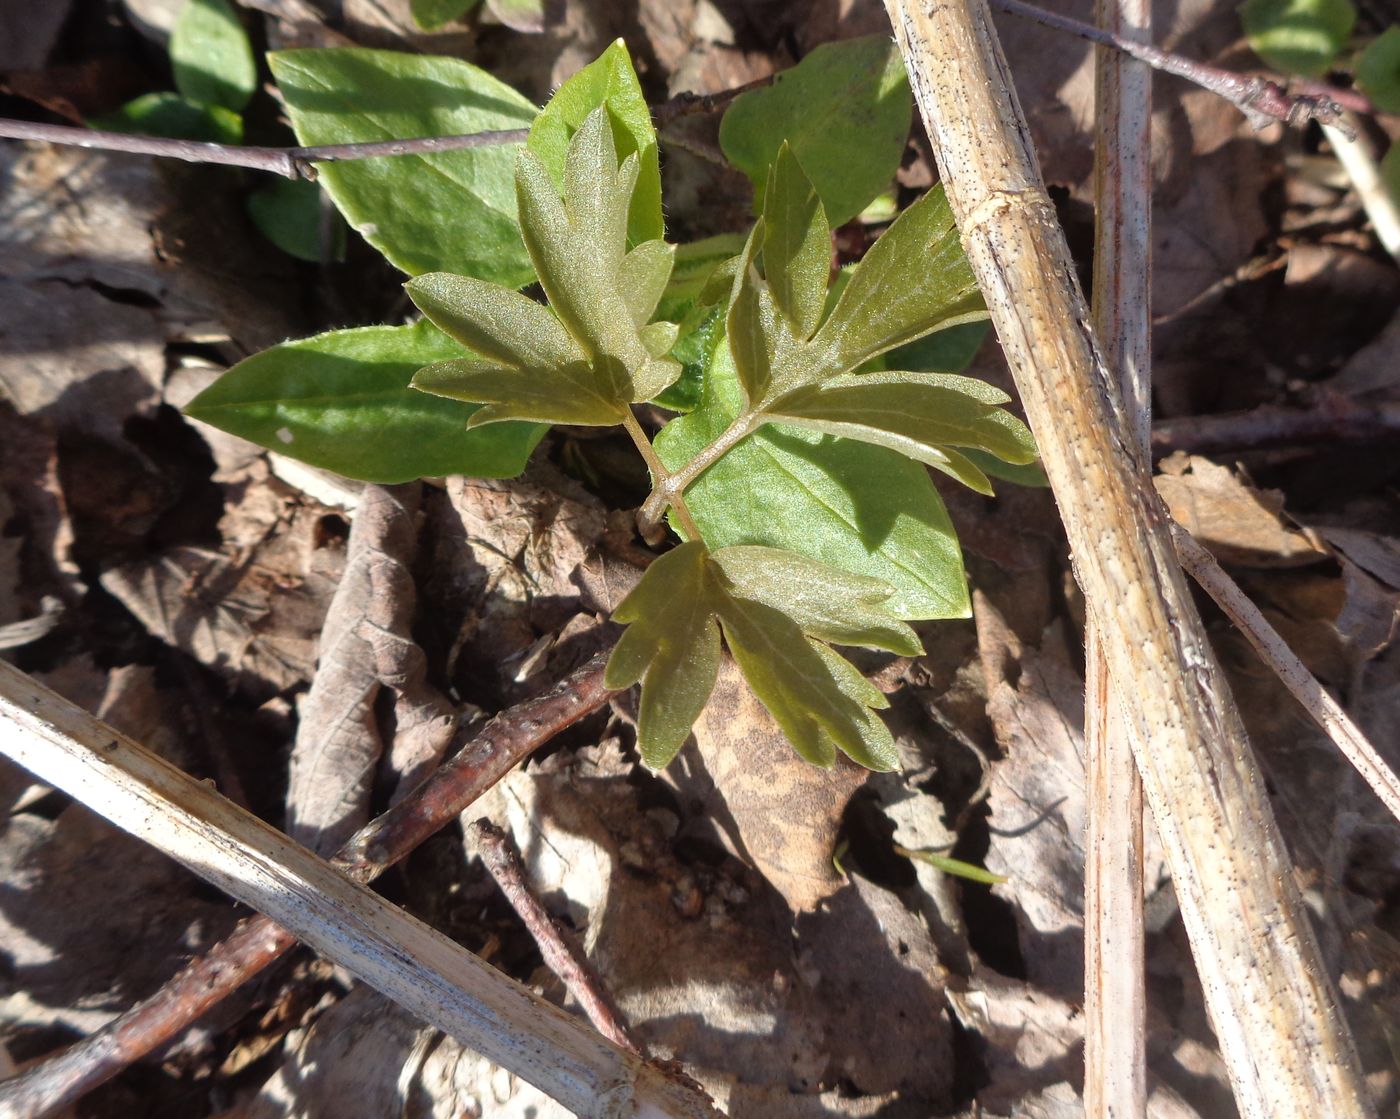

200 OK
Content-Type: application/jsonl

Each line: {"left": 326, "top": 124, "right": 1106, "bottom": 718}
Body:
{"left": 0, "top": 658, "right": 718, "bottom": 1119}
{"left": 990, "top": 0, "right": 1362, "bottom": 134}
{"left": 0, "top": 652, "right": 616, "bottom": 1119}
{"left": 1170, "top": 523, "right": 1400, "bottom": 828}
{"left": 1150, "top": 397, "right": 1400, "bottom": 458}
{"left": 468, "top": 819, "right": 642, "bottom": 1055}
{"left": 1083, "top": 0, "right": 1151, "bottom": 1105}
{"left": 0, "top": 75, "right": 772, "bottom": 180}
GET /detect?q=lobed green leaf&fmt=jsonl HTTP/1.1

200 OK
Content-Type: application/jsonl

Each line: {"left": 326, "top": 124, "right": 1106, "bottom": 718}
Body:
{"left": 269, "top": 49, "right": 537, "bottom": 284}
{"left": 761, "top": 144, "right": 831, "bottom": 340}
{"left": 526, "top": 39, "right": 663, "bottom": 245}
{"left": 720, "top": 36, "right": 912, "bottom": 228}
{"left": 171, "top": 0, "right": 257, "bottom": 112}
{"left": 184, "top": 320, "right": 544, "bottom": 482}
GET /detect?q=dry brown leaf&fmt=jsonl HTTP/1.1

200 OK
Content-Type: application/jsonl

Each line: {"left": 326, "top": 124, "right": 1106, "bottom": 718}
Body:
{"left": 287, "top": 483, "right": 456, "bottom": 854}
{"left": 683, "top": 657, "right": 869, "bottom": 913}
{"left": 1154, "top": 453, "right": 1327, "bottom": 567}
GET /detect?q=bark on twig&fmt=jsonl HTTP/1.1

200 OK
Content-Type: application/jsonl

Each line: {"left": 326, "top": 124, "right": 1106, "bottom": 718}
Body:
{"left": 1084, "top": 0, "right": 1151, "bottom": 1106}
{"left": 1171, "top": 524, "right": 1400, "bottom": 827}
{"left": 884, "top": 1, "right": 1374, "bottom": 1114}
{"left": 0, "top": 659, "right": 717, "bottom": 1119}
{"left": 469, "top": 819, "right": 642, "bottom": 1055}
{"left": 1150, "top": 398, "right": 1400, "bottom": 458}
{"left": 0, "top": 652, "right": 615, "bottom": 1119}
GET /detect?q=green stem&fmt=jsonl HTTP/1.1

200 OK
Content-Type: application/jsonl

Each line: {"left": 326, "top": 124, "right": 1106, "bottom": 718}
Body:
{"left": 636, "top": 410, "right": 763, "bottom": 533}
{"left": 621, "top": 410, "right": 702, "bottom": 542}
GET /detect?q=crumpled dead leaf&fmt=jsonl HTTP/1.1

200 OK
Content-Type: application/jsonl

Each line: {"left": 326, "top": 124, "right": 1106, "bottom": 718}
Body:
{"left": 287, "top": 483, "right": 457, "bottom": 855}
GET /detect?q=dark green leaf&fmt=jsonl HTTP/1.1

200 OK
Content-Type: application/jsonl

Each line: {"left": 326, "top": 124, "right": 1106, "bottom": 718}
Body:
{"left": 877, "top": 320, "right": 989, "bottom": 375}
{"left": 719, "top": 36, "right": 912, "bottom": 227}
{"left": 605, "top": 541, "right": 723, "bottom": 767}
{"left": 717, "top": 599, "right": 897, "bottom": 769}
{"left": 527, "top": 40, "right": 663, "bottom": 245}
{"left": 761, "top": 144, "right": 830, "bottom": 339}
{"left": 246, "top": 176, "right": 345, "bottom": 262}
{"left": 765, "top": 371, "right": 1037, "bottom": 494}
{"left": 656, "top": 346, "right": 969, "bottom": 620}
{"left": 711, "top": 546, "right": 921, "bottom": 655}
{"left": 1358, "top": 27, "right": 1400, "bottom": 113}
{"left": 185, "top": 319, "right": 544, "bottom": 482}
{"left": 1242, "top": 0, "right": 1355, "bottom": 77}
{"left": 409, "top": 0, "right": 480, "bottom": 30}
{"left": 810, "top": 185, "right": 986, "bottom": 375}
{"left": 269, "top": 49, "right": 537, "bottom": 284}
{"left": 171, "top": 0, "right": 257, "bottom": 112}
{"left": 91, "top": 91, "right": 242, "bottom": 143}
{"left": 652, "top": 303, "right": 723, "bottom": 413}
{"left": 607, "top": 539, "right": 900, "bottom": 769}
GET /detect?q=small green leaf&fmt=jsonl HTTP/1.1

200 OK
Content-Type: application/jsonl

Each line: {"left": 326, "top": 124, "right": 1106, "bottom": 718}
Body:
{"left": 720, "top": 36, "right": 912, "bottom": 227}
{"left": 607, "top": 539, "right": 901, "bottom": 769}
{"left": 246, "top": 176, "right": 345, "bottom": 262}
{"left": 410, "top": 0, "right": 480, "bottom": 30}
{"left": 171, "top": 0, "right": 257, "bottom": 112}
{"left": 1358, "top": 27, "right": 1400, "bottom": 113}
{"left": 185, "top": 319, "right": 544, "bottom": 482}
{"left": 656, "top": 234, "right": 748, "bottom": 321}
{"left": 656, "top": 346, "right": 969, "bottom": 620}
{"left": 761, "top": 144, "right": 831, "bottom": 340}
{"left": 269, "top": 49, "right": 537, "bottom": 284}
{"left": 606, "top": 540, "right": 723, "bottom": 767}
{"left": 875, "top": 321, "right": 989, "bottom": 375}
{"left": 810, "top": 185, "right": 986, "bottom": 375}
{"left": 527, "top": 40, "right": 663, "bottom": 245}
{"left": 711, "top": 546, "right": 921, "bottom": 655}
{"left": 91, "top": 91, "right": 243, "bottom": 143}
{"left": 1242, "top": 0, "right": 1356, "bottom": 78}
{"left": 765, "top": 371, "right": 1037, "bottom": 494}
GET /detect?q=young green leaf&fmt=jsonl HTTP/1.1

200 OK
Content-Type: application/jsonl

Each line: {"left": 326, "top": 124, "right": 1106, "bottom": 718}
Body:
{"left": 763, "top": 371, "right": 1037, "bottom": 494}
{"left": 246, "top": 176, "right": 345, "bottom": 263}
{"left": 171, "top": 0, "right": 257, "bottom": 113}
{"left": 1357, "top": 26, "right": 1400, "bottom": 114}
{"left": 606, "top": 540, "right": 908, "bottom": 768}
{"left": 1241, "top": 0, "right": 1356, "bottom": 78}
{"left": 184, "top": 320, "right": 544, "bottom": 482}
{"left": 761, "top": 144, "right": 831, "bottom": 339}
{"left": 656, "top": 346, "right": 970, "bottom": 620}
{"left": 269, "top": 49, "right": 538, "bottom": 284}
{"left": 527, "top": 39, "right": 663, "bottom": 246}
{"left": 407, "top": 108, "right": 681, "bottom": 427}
{"left": 720, "top": 36, "right": 912, "bottom": 227}
{"left": 605, "top": 541, "right": 723, "bottom": 768}
{"left": 90, "top": 91, "right": 243, "bottom": 144}
{"left": 808, "top": 185, "right": 985, "bottom": 376}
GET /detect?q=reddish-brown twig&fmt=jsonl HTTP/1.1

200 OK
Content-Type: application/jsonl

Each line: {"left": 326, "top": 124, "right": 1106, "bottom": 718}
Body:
{"left": 991, "top": 0, "right": 1366, "bottom": 135}
{"left": 0, "top": 74, "right": 772, "bottom": 180}
{"left": 0, "top": 651, "right": 615, "bottom": 1119}
{"left": 1150, "top": 398, "right": 1400, "bottom": 458}
{"left": 468, "top": 818, "right": 642, "bottom": 1055}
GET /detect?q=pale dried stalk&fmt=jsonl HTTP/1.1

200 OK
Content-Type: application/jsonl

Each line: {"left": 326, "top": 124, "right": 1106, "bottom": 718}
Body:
{"left": 883, "top": 2, "right": 1373, "bottom": 1115}
{"left": 0, "top": 660, "right": 722, "bottom": 1119}
{"left": 1084, "top": 0, "right": 1151, "bottom": 1107}
{"left": 1323, "top": 116, "right": 1400, "bottom": 262}
{"left": 1171, "top": 523, "right": 1400, "bottom": 826}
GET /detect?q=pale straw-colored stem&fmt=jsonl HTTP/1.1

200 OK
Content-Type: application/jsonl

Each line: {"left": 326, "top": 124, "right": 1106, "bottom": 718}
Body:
{"left": 884, "top": 1, "right": 1373, "bottom": 1114}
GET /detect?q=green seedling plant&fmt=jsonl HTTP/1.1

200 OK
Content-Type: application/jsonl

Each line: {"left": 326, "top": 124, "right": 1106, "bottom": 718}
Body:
{"left": 186, "top": 39, "right": 1037, "bottom": 772}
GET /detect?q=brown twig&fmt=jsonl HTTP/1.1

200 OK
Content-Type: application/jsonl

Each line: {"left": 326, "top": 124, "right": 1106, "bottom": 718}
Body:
{"left": 0, "top": 74, "right": 774, "bottom": 180}
{"left": 1083, "top": 0, "right": 1151, "bottom": 1106}
{"left": 468, "top": 819, "right": 642, "bottom": 1055}
{"left": 1150, "top": 398, "right": 1400, "bottom": 458}
{"left": 990, "top": 0, "right": 1363, "bottom": 135}
{"left": 0, "top": 651, "right": 615, "bottom": 1119}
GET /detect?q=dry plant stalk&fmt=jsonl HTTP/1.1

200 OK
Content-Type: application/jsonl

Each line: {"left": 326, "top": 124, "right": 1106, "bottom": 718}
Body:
{"left": 883, "top": 1, "right": 1374, "bottom": 1115}
{"left": 1084, "top": 0, "right": 1151, "bottom": 1108}
{"left": 0, "top": 660, "right": 720, "bottom": 1119}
